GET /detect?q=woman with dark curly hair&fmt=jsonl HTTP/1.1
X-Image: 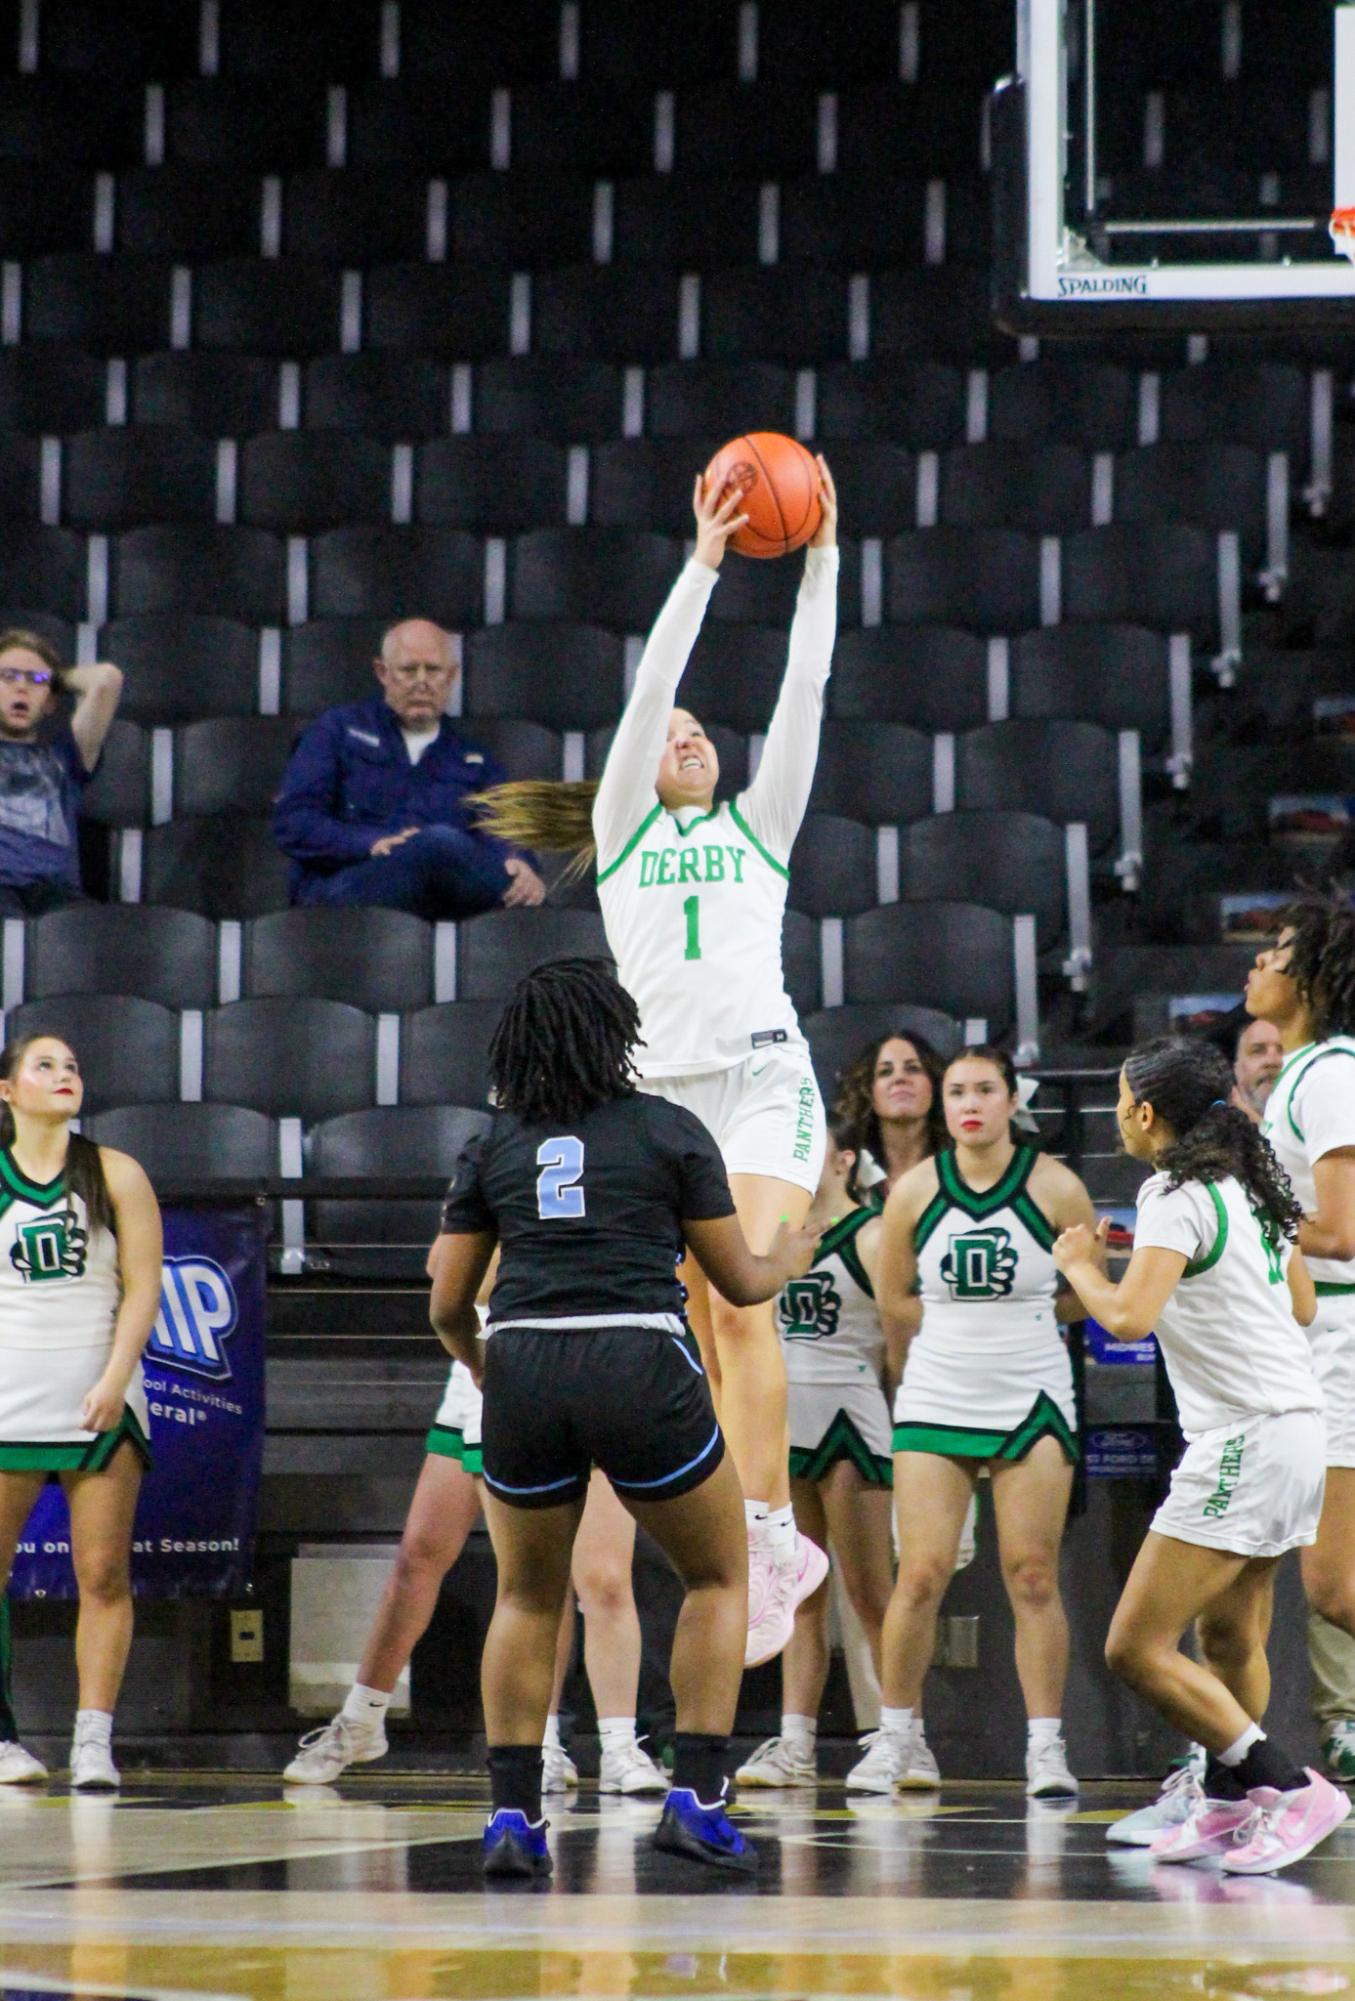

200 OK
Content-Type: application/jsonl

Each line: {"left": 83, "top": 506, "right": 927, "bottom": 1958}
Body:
{"left": 1054, "top": 1035, "right": 1347, "bottom": 1876}
{"left": 832, "top": 1033, "right": 947, "bottom": 1202}
{"left": 1247, "top": 895, "right": 1355, "bottom": 1781}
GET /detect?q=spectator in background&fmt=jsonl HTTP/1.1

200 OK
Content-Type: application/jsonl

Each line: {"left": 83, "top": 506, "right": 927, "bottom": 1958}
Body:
{"left": 0, "top": 630, "right": 123, "bottom": 916}
{"left": 832, "top": 1032, "right": 948, "bottom": 1202}
{"left": 273, "top": 618, "right": 545, "bottom": 919}
{"left": 1234, "top": 1015, "right": 1283, "bottom": 1122}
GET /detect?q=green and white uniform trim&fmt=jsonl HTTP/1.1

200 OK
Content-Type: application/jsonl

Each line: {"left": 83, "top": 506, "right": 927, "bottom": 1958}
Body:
{"left": 426, "top": 1334, "right": 484, "bottom": 1475}
{"left": 894, "top": 1146, "right": 1078, "bottom": 1464}
{"left": 0, "top": 1147, "right": 151, "bottom": 1472}
{"left": 780, "top": 1208, "right": 892, "bottom": 1489}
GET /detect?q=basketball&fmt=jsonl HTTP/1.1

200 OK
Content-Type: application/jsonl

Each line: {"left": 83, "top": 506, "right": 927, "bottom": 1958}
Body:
{"left": 703, "top": 432, "right": 822, "bottom": 560}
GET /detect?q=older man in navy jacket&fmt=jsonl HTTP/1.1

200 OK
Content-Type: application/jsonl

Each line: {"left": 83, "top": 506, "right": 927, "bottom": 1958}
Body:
{"left": 273, "top": 618, "right": 544, "bottom": 917}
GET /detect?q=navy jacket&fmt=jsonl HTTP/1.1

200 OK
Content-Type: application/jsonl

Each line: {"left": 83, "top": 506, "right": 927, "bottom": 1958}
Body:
{"left": 272, "top": 695, "right": 520, "bottom": 893}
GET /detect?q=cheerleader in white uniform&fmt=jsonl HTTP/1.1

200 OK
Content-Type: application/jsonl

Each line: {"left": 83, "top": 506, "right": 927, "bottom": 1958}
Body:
{"left": 0, "top": 1033, "right": 161, "bottom": 1791}
{"left": 1055, "top": 1035, "right": 1349, "bottom": 1876}
{"left": 865, "top": 1047, "right": 1100, "bottom": 1797}
{"left": 284, "top": 1271, "right": 668, "bottom": 1797}
{"left": 476, "top": 463, "right": 840, "bottom": 1666}
{"left": 1245, "top": 894, "right": 1355, "bottom": 1780}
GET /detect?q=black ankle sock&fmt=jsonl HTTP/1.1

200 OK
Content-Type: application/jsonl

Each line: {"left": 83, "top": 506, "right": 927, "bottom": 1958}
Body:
{"left": 1203, "top": 1754, "right": 1247, "bottom": 1801}
{"left": 1234, "top": 1736, "right": 1307, "bottom": 1794}
{"left": 671, "top": 1732, "right": 730, "bottom": 1807}
{"left": 487, "top": 1743, "right": 543, "bottom": 1821}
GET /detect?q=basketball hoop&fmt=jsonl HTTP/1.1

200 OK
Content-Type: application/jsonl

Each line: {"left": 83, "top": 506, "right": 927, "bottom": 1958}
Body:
{"left": 1331, "top": 207, "right": 1355, "bottom": 262}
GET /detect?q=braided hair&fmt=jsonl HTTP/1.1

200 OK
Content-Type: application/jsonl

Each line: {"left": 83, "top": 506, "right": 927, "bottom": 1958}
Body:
{"left": 0, "top": 1033, "right": 114, "bottom": 1235}
{"left": 487, "top": 957, "right": 641, "bottom": 1124}
{"left": 832, "top": 1030, "right": 948, "bottom": 1170}
{"left": 1277, "top": 892, "right": 1355, "bottom": 1041}
{"left": 1123, "top": 1035, "right": 1302, "bottom": 1254}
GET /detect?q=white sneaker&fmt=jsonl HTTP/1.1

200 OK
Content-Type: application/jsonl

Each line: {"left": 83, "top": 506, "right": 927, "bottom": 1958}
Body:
{"left": 0, "top": 1740, "right": 46, "bottom": 1785}
{"left": 744, "top": 1539, "right": 794, "bottom": 1669}
{"left": 599, "top": 1740, "right": 669, "bottom": 1795}
{"left": 846, "top": 1727, "right": 907, "bottom": 1792}
{"left": 1026, "top": 1734, "right": 1078, "bottom": 1799}
{"left": 896, "top": 1723, "right": 941, "bottom": 1790}
{"left": 1320, "top": 1717, "right": 1355, "bottom": 1783}
{"left": 1106, "top": 1753, "right": 1205, "bottom": 1846}
{"left": 542, "top": 1742, "right": 579, "bottom": 1793}
{"left": 735, "top": 1735, "right": 817, "bottom": 1787}
{"left": 283, "top": 1714, "right": 388, "bottom": 1785}
{"left": 69, "top": 1729, "right": 119, "bottom": 1792}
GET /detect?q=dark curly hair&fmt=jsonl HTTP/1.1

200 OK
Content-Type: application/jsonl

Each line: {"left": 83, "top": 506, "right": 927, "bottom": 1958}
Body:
{"left": 1123, "top": 1036, "right": 1303, "bottom": 1253}
{"left": 487, "top": 956, "right": 640, "bottom": 1124}
{"left": 1276, "top": 893, "right": 1355, "bottom": 1041}
{"left": 832, "top": 1030, "right": 947, "bottom": 1179}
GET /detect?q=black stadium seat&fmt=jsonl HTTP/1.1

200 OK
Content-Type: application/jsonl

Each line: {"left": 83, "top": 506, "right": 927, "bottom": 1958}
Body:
{"left": 281, "top": 170, "right": 432, "bottom": 264}
{"left": 462, "top": 625, "right": 626, "bottom": 730}
{"left": 399, "top": 1000, "right": 503, "bottom": 1107}
{"left": 173, "top": 717, "right": 298, "bottom": 818}
{"left": 897, "top": 811, "right": 1067, "bottom": 951}
{"left": 843, "top": 900, "right": 1016, "bottom": 1032}
{"left": 701, "top": 270, "right": 851, "bottom": 365}
{"left": 779, "top": 178, "right": 929, "bottom": 268}
{"left": 577, "top": 0, "right": 739, "bottom": 83}
{"left": 0, "top": 527, "right": 86, "bottom": 621}
{"left": 987, "top": 361, "right": 1137, "bottom": 450}
{"left": 304, "top": 356, "right": 451, "bottom": 441}
{"left": 451, "top": 173, "right": 595, "bottom": 267}
{"left": 674, "top": 623, "right": 793, "bottom": 734}
{"left": 757, "top": 0, "right": 915, "bottom": 83}
{"left": 938, "top": 444, "right": 1095, "bottom": 535}
{"left": 508, "top": 86, "right": 657, "bottom": 175}
{"left": 472, "top": 359, "right": 625, "bottom": 443}
{"left": 100, "top": 615, "right": 260, "bottom": 724}
{"left": 610, "top": 179, "right": 763, "bottom": 267}
{"left": 414, "top": 439, "right": 570, "bottom": 534}
{"left": 309, "top": 527, "right": 484, "bottom": 623}
{"left": 400, "top": 0, "right": 562, "bottom": 82}
{"left": 204, "top": 998, "right": 376, "bottom": 1120}
{"left": 163, "top": 80, "right": 332, "bottom": 171}
{"left": 532, "top": 268, "right": 684, "bottom": 364}
{"left": 0, "top": 162, "right": 94, "bottom": 256}
{"left": 0, "top": 77, "right": 144, "bottom": 166}
{"left": 86, "top": 1103, "right": 277, "bottom": 1180}
{"left": 141, "top": 816, "right": 291, "bottom": 919}
{"left": 308, "top": 1103, "right": 492, "bottom": 1278}
{"left": 1, "top": 994, "right": 179, "bottom": 1113}
{"left": 62, "top": 430, "right": 217, "bottom": 530}
{"left": 35, "top": 0, "right": 200, "bottom": 75}
{"left": 455, "top": 908, "right": 610, "bottom": 999}
{"left": 645, "top": 363, "right": 798, "bottom": 442}
{"left": 110, "top": 527, "right": 286, "bottom": 622}
{"left": 815, "top": 361, "right": 968, "bottom": 448}
{"left": 364, "top": 264, "right": 514, "bottom": 359}
{"left": 1114, "top": 443, "right": 1271, "bottom": 569}
{"left": 508, "top": 529, "right": 680, "bottom": 628}
{"left": 672, "top": 85, "right": 822, "bottom": 177}
{"left": 1062, "top": 525, "right": 1223, "bottom": 640}
{"left": 238, "top": 434, "right": 394, "bottom": 534}
{"left": 808, "top": 722, "right": 933, "bottom": 824}
{"left": 589, "top": 441, "right": 718, "bottom": 536}
{"left": 22, "top": 253, "right": 173, "bottom": 352}
{"left": 804, "top": 1002, "right": 965, "bottom": 1099}
{"left": 816, "top": 443, "right": 918, "bottom": 537}
{"left": 24, "top": 905, "right": 216, "bottom": 1009}
{"left": 955, "top": 720, "right": 1120, "bottom": 854}
{"left": 214, "top": 0, "right": 382, "bottom": 79}
{"left": 831, "top": 627, "right": 990, "bottom": 731}
{"left": 280, "top": 616, "right": 390, "bottom": 715}
{"left": 80, "top": 720, "right": 149, "bottom": 827}
{"left": 1010, "top": 625, "right": 1173, "bottom": 752}
{"left": 788, "top": 813, "right": 879, "bottom": 917}
{"left": 0, "top": 347, "right": 107, "bottom": 433}
{"left": 130, "top": 353, "right": 282, "bottom": 434}
{"left": 460, "top": 717, "right": 563, "bottom": 781}
{"left": 783, "top": 907, "right": 821, "bottom": 1018}
{"left": 243, "top": 908, "right": 434, "bottom": 1011}
{"left": 0, "top": 438, "right": 42, "bottom": 521}
{"left": 193, "top": 259, "right": 344, "bottom": 356}
{"left": 886, "top": 528, "right": 1042, "bottom": 633}
{"left": 346, "top": 81, "right": 493, "bottom": 174}
{"left": 115, "top": 167, "right": 263, "bottom": 260}
{"left": 869, "top": 266, "right": 1015, "bottom": 365}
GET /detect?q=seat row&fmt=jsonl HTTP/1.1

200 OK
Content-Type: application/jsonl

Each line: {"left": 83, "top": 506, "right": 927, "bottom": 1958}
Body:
{"left": 4, "top": 258, "right": 1016, "bottom": 364}
{"left": 3, "top": 897, "right": 1038, "bottom": 1118}
{"left": 0, "top": 352, "right": 1329, "bottom": 460}
{"left": 5, "top": 0, "right": 1012, "bottom": 90}
{"left": 0, "top": 521, "right": 1248, "bottom": 645}
{"left": 0, "top": 165, "right": 993, "bottom": 270}
{"left": 58, "top": 614, "right": 1185, "bottom": 754}
{"left": 0, "top": 433, "right": 1292, "bottom": 557}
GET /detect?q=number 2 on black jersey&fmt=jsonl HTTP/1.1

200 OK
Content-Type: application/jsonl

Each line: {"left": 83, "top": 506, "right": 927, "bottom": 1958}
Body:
{"left": 536, "top": 1137, "right": 586, "bottom": 1219}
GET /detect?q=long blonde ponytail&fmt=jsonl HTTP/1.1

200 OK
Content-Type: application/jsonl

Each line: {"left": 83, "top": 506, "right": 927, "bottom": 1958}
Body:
{"left": 473, "top": 780, "right": 601, "bottom": 880}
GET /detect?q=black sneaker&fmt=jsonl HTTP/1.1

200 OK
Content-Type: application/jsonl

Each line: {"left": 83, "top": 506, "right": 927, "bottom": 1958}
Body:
{"left": 483, "top": 1808, "right": 552, "bottom": 1878}
{"left": 653, "top": 1787, "right": 757, "bottom": 1874}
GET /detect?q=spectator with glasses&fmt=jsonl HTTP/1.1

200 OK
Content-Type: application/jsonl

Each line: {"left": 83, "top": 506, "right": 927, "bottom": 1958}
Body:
{"left": 273, "top": 618, "right": 545, "bottom": 918}
{"left": 0, "top": 630, "right": 124, "bottom": 917}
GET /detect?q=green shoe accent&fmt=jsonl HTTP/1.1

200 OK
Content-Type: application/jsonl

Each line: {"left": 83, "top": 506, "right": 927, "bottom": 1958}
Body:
{"left": 1321, "top": 1728, "right": 1355, "bottom": 1782}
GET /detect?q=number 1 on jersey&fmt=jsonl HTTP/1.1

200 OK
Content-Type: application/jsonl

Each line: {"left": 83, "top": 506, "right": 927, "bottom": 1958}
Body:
{"left": 536, "top": 1136, "right": 586, "bottom": 1219}
{"left": 683, "top": 893, "right": 701, "bottom": 961}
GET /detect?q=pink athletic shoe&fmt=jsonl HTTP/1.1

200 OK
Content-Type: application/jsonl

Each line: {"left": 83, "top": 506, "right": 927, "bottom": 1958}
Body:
{"left": 789, "top": 1532, "right": 829, "bottom": 1611}
{"left": 744, "top": 1539, "right": 793, "bottom": 1669}
{"left": 1220, "top": 1770, "right": 1351, "bottom": 1875}
{"left": 1150, "top": 1795, "right": 1255, "bottom": 1862}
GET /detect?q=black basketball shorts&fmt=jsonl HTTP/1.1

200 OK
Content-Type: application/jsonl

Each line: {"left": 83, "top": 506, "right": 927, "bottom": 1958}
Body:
{"left": 479, "top": 1324, "right": 725, "bottom": 1510}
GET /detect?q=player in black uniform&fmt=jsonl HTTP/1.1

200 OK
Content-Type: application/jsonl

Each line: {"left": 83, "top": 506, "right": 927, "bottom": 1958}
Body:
{"left": 430, "top": 957, "right": 818, "bottom": 1878}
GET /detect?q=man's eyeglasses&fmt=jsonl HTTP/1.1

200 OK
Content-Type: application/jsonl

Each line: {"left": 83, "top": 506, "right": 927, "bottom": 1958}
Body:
{"left": 386, "top": 660, "right": 450, "bottom": 684}
{"left": 0, "top": 666, "right": 53, "bottom": 687}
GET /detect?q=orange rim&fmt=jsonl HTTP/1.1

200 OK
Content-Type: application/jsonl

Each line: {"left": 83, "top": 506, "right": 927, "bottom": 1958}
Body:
{"left": 1331, "top": 207, "right": 1355, "bottom": 256}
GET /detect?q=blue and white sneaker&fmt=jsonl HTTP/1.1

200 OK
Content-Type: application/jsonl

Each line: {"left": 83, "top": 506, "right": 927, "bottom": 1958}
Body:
{"left": 653, "top": 1786, "right": 757, "bottom": 1874}
{"left": 1106, "top": 1751, "right": 1206, "bottom": 1847}
{"left": 483, "top": 1808, "right": 552, "bottom": 1879}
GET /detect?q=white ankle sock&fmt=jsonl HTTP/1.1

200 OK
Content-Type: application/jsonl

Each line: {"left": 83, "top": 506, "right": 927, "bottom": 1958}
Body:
{"left": 74, "top": 1708, "right": 112, "bottom": 1743}
{"left": 744, "top": 1499, "right": 770, "bottom": 1548}
{"left": 1027, "top": 1717, "right": 1063, "bottom": 1748}
{"left": 880, "top": 1705, "right": 914, "bottom": 1739}
{"left": 543, "top": 1713, "right": 562, "bottom": 1751}
{"left": 766, "top": 1503, "right": 797, "bottom": 1561}
{"left": 342, "top": 1683, "right": 391, "bottom": 1728}
{"left": 598, "top": 1716, "right": 637, "bottom": 1755}
{"left": 1219, "top": 1723, "right": 1263, "bottom": 1766}
{"left": 781, "top": 1713, "right": 817, "bottom": 1753}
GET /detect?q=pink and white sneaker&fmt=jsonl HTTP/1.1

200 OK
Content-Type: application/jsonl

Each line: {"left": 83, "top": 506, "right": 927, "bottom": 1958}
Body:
{"left": 1150, "top": 1795, "right": 1255, "bottom": 1862}
{"left": 1220, "top": 1770, "right": 1351, "bottom": 1875}
{"left": 788, "top": 1533, "right": 829, "bottom": 1611}
{"left": 744, "top": 1540, "right": 794, "bottom": 1669}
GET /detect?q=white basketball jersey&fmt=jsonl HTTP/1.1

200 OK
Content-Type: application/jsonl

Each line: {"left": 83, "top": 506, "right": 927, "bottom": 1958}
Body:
{"left": 914, "top": 1146, "right": 1061, "bottom": 1356}
{"left": 1261, "top": 1038, "right": 1355, "bottom": 1292}
{"left": 0, "top": 1151, "right": 120, "bottom": 1353}
{"left": 778, "top": 1208, "right": 884, "bottom": 1387}
{"left": 598, "top": 797, "right": 801, "bottom": 1077}
{"left": 1134, "top": 1171, "right": 1321, "bottom": 1437}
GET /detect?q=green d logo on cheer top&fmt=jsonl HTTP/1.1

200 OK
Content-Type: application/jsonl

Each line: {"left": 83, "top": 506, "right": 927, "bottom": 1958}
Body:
{"left": 940, "top": 1227, "right": 1019, "bottom": 1301}
{"left": 780, "top": 1272, "right": 842, "bottom": 1341}
{"left": 10, "top": 1214, "right": 87, "bottom": 1284}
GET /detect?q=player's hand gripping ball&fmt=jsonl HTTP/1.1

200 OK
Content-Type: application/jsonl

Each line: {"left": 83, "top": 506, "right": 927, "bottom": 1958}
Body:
{"left": 702, "top": 431, "right": 823, "bottom": 559}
